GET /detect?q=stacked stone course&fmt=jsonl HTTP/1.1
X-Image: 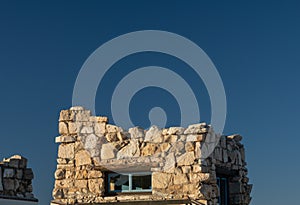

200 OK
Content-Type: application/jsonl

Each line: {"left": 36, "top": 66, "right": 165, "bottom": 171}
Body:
{"left": 0, "top": 155, "right": 37, "bottom": 201}
{"left": 52, "top": 107, "right": 252, "bottom": 205}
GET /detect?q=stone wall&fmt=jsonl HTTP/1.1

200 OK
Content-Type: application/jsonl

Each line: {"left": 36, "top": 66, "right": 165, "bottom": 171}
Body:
{"left": 0, "top": 155, "right": 37, "bottom": 202}
{"left": 52, "top": 107, "right": 252, "bottom": 205}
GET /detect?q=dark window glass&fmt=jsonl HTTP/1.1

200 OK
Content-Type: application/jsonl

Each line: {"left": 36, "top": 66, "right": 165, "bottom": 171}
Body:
{"left": 217, "top": 177, "right": 228, "bottom": 205}
{"left": 107, "top": 172, "right": 152, "bottom": 193}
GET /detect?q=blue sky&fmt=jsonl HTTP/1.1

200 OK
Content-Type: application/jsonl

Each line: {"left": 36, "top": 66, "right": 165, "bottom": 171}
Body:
{"left": 0, "top": 1, "right": 299, "bottom": 204}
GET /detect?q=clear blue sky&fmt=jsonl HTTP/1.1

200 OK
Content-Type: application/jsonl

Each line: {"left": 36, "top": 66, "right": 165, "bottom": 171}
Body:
{"left": 0, "top": 1, "right": 299, "bottom": 204}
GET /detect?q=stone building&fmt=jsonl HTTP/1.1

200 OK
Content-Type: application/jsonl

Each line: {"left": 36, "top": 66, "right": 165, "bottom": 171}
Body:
{"left": 0, "top": 155, "right": 38, "bottom": 205}
{"left": 51, "top": 107, "right": 252, "bottom": 205}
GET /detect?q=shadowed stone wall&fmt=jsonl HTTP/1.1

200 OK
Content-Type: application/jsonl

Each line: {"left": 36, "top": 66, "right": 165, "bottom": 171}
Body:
{"left": 51, "top": 107, "right": 252, "bottom": 205}
{"left": 0, "top": 155, "right": 37, "bottom": 202}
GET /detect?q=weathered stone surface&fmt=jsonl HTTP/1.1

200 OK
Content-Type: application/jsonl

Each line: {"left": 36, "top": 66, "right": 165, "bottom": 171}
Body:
{"left": 3, "top": 178, "right": 15, "bottom": 190}
{"left": 88, "top": 170, "right": 102, "bottom": 179}
{"left": 58, "top": 143, "right": 75, "bottom": 159}
{"left": 145, "top": 125, "right": 163, "bottom": 143}
{"left": 184, "top": 123, "right": 208, "bottom": 134}
{"left": 3, "top": 168, "right": 14, "bottom": 178}
{"left": 88, "top": 178, "right": 104, "bottom": 194}
{"left": 163, "top": 152, "right": 175, "bottom": 172}
{"left": 173, "top": 173, "right": 188, "bottom": 185}
{"left": 101, "top": 143, "right": 117, "bottom": 160}
{"left": 59, "top": 122, "right": 69, "bottom": 135}
{"left": 56, "top": 135, "right": 76, "bottom": 143}
{"left": 186, "top": 134, "right": 205, "bottom": 142}
{"left": 75, "top": 150, "right": 92, "bottom": 166}
{"left": 106, "top": 124, "right": 119, "bottom": 133}
{"left": 117, "top": 140, "right": 140, "bottom": 159}
{"left": 177, "top": 151, "right": 195, "bottom": 166}
{"left": 84, "top": 134, "right": 101, "bottom": 157}
{"left": 152, "top": 172, "right": 172, "bottom": 189}
{"left": 55, "top": 169, "right": 65, "bottom": 180}
{"left": 53, "top": 108, "right": 252, "bottom": 205}
{"left": 141, "top": 143, "right": 157, "bottom": 156}
{"left": 167, "top": 127, "right": 185, "bottom": 135}
{"left": 227, "top": 134, "right": 243, "bottom": 142}
{"left": 24, "top": 168, "right": 34, "bottom": 180}
{"left": 128, "top": 126, "right": 145, "bottom": 139}
{"left": 95, "top": 122, "right": 106, "bottom": 135}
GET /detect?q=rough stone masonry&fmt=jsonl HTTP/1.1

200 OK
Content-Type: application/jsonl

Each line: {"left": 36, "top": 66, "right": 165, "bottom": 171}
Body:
{"left": 51, "top": 107, "right": 252, "bottom": 205}
{"left": 0, "top": 155, "right": 37, "bottom": 202}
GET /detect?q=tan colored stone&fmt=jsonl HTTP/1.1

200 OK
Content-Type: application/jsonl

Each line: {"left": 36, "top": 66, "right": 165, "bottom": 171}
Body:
{"left": 160, "top": 143, "right": 171, "bottom": 152}
{"left": 88, "top": 178, "right": 104, "bottom": 194}
{"left": 117, "top": 140, "right": 140, "bottom": 159}
{"left": 177, "top": 151, "right": 195, "bottom": 166}
{"left": 141, "top": 143, "right": 157, "bottom": 156}
{"left": 185, "top": 141, "right": 195, "bottom": 152}
{"left": 145, "top": 125, "right": 163, "bottom": 143}
{"left": 105, "top": 132, "right": 117, "bottom": 142}
{"left": 55, "top": 169, "right": 65, "bottom": 180}
{"left": 59, "top": 122, "right": 69, "bottom": 135}
{"left": 173, "top": 173, "right": 188, "bottom": 185}
{"left": 106, "top": 124, "right": 119, "bottom": 133}
{"left": 75, "top": 179, "right": 87, "bottom": 188}
{"left": 68, "top": 122, "right": 78, "bottom": 134}
{"left": 58, "top": 143, "right": 75, "bottom": 159}
{"left": 59, "top": 110, "right": 75, "bottom": 122}
{"left": 101, "top": 143, "right": 117, "bottom": 160}
{"left": 186, "top": 134, "right": 205, "bottom": 142}
{"left": 152, "top": 172, "right": 172, "bottom": 189}
{"left": 164, "top": 135, "right": 178, "bottom": 143}
{"left": 88, "top": 170, "right": 103, "bottom": 179}
{"left": 95, "top": 122, "right": 106, "bottom": 135}
{"left": 75, "top": 150, "right": 91, "bottom": 166}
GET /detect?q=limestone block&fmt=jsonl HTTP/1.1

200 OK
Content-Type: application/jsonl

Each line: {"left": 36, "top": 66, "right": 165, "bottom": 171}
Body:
{"left": 58, "top": 143, "right": 75, "bottom": 159}
{"left": 105, "top": 132, "right": 118, "bottom": 142}
{"left": 84, "top": 134, "right": 101, "bottom": 157}
{"left": 145, "top": 125, "right": 163, "bottom": 143}
{"left": 55, "top": 135, "right": 76, "bottom": 143}
{"left": 59, "top": 122, "right": 69, "bottom": 135}
{"left": 75, "top": 110, "right": 91, "bottom": 121}
{"left": 88, "top": 170, "right": 103, "bottom": 179}
{"left": 169, "top": 141, "right": 184, "bottom": 154}
{"left": 24, "top": 168, "right": 34, "bottom": 180}
{"left": 163, "top": 152, "right": 175, "bottom": 172}
{"left": 189, "top": 172, "right": 210, "bottom": 183}
{"left": 184, "top": 123, "right": 208, "bottom": 134}
{"left": 106, "top": 124, "right": 119, "bottom": 133}
{"left": 173, "top": 173, "right": 188, "bottom": 185}
{"left": 75, "top": 170, "right": 88, "bottom": 179}
{"left": 186, "top": 134, "right": 205, "bottom": 142}
{"left": 3, "top": 168, "right": 14, "bottom": 178}
{"left": 164, "top": 135, "right": 178, "bottom": 143}
{"left": 152, "top": 172, "right": 172, "bottom": 189}
{"left": 177, "top": 151, "right": 195, "bottom": 166}
{"left": 75, "top": 150, "right": 92, "bottom": 166}
{"left": 68, "top": 122, "right": 79, "bottom": 134}
{"left": 3, "top": 179, "right": 15, "bottom": 190}
{"left": 80, "top": 126, "right": 94, "bottom": 134}
{"left": 101, "top": 143, "right": 117, "bottom": 160}
{"left": 75, "top": 179, "right": 88, "bottom": 189}
{"left": 59, "top": 110, "right": 75, "bottom": 122}
{"left": 95, "top": 122, "right": 106, "bottom": 135}
{"left": 128, "top": 126, "right": 145, "bottom": 139}
{"left": 141, "top": 143, "right": 157, "bottom": 156}
{"left": 117, "top": 140, "right": 140, "bottom": 159}
{"left": 160, "top": 143, "right": 171, "bottom": 152}
{"left": 55, "top": 169, "right": 65, "bottom": 180}
{"left": 167, "top": 127, "right": 185, "bottom": 135}
{"left": 88, "top": 178, "right": 104, "bottom": 194}
{"left": 185, "top": 141, "right": 195, "bottom": 152}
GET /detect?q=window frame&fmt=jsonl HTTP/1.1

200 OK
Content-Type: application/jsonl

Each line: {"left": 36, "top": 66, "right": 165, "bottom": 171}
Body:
{"left": 216, "top": 176, "right": 229, "bottom": 205}
{"left": 107, "top": 171, "right": 152, "bottom": 194}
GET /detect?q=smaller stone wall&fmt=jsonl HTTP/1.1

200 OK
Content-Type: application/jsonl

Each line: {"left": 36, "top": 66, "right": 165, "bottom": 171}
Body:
{"left": 0, "top": 155, "right": 37, "bottom": 201}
